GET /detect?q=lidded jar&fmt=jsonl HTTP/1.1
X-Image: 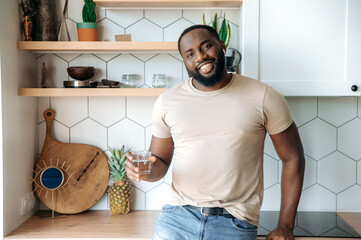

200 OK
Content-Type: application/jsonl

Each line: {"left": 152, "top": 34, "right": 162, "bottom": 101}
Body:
{"left": 152, "top": 74, "right": 167, "bottom": 88}
{"left": 121, "top": 74, "right": 137, "bottom": 88}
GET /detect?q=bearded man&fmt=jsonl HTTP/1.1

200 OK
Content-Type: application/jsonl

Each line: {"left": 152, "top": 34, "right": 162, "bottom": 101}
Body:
{"left": 126, "top": 25, "right": 305, "bottom": 240}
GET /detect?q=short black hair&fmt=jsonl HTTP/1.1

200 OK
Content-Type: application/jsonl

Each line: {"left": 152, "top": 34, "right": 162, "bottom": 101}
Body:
{"left": 178, "top": 24, "right": 221, "bottom": 55}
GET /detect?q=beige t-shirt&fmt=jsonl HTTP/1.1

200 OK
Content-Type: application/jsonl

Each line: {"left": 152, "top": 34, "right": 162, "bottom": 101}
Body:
{"left": 152, "top": 74, "right": 293, "bottom": 225}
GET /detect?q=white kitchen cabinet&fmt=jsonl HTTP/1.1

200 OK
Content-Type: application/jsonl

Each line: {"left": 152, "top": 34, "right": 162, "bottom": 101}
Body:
{"left": 242, "top": 0, "right": 361, "bottom": 96}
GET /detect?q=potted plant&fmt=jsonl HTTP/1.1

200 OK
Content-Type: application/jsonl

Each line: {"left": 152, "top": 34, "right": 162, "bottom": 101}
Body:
{"left": 203, "top": 13, "right": 231, "bottom": 48}
{"left": 203, "top": 13, "right": 241, "bottom": 73}
{"left": 76, "top": 0, "right": 97, "bottom": 41}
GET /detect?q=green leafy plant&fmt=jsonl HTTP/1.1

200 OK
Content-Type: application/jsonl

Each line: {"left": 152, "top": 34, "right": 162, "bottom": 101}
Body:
{"left": 203, "top": 13, "right": 231, "bottom": 48}
{"left": 82, "top": 0, "right": 96, "bottom": 22}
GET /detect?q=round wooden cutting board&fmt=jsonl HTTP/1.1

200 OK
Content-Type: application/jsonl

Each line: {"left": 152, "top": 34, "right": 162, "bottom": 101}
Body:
{"left": 34, "top": 109, "right": 109, "bottom": 214}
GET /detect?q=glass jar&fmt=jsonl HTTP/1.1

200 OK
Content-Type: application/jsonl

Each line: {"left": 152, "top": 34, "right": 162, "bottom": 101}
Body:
{"left": 121, "top": 74, "right": 137, "bottom": 88}
{"left": 152, "top": 74, "right": 167, "bottom": 88}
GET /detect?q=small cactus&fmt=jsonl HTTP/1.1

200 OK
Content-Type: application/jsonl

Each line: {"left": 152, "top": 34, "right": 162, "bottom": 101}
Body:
{"left": 82, "top": 0, "right": 96, "bottom": 22}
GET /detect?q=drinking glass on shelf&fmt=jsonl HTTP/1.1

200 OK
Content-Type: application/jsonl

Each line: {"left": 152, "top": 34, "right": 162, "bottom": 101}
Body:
{"left": 152, "top": 74, "right": 167, "bottom": 88}
{"left": 131, "top": 150, "right": 152, "bottom": 174}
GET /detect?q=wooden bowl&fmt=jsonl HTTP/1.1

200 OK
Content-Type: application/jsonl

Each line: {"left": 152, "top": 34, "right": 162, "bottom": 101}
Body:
{"left": 67, "top": 66, "right": 95, "bottom": 80}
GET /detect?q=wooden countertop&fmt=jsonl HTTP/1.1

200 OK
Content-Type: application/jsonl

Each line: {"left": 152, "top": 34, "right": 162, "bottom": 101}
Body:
{"left": 5, "top": 211, "right": 361, "bottom": 239}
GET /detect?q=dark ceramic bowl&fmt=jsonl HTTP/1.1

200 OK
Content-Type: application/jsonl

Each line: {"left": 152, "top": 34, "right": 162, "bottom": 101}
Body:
{"left": 67, "top": 66, "right": 95, "bottom": 80}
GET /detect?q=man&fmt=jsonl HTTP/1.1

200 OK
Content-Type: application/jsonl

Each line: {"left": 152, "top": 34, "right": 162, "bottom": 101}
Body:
{"left": 126, "top": 24, "right": 305, "bottom": 240}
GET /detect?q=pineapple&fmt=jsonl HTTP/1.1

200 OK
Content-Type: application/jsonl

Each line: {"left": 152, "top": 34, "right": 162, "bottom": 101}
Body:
{"left": 108, "top": 145, "right": 132, "bottom": 214}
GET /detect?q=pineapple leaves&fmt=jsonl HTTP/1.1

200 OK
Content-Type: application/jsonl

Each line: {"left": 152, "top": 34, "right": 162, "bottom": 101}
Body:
{"left": 107, "top": 145, "right": 132, "bottom": 181}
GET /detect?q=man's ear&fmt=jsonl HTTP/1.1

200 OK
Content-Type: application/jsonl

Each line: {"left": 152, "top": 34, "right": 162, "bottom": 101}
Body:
{"left": 220, "top": 41, "right": 226, "bottom": 54}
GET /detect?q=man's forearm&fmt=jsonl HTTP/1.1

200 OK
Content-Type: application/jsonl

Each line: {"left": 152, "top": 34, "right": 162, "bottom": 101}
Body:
{"left": 278, "top": 156, "right": 305, "bottom": 230}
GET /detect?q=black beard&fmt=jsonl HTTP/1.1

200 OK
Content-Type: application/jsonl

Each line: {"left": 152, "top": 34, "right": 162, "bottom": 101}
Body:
{"left": 187, "top": 49, "right": 226, "bottom": 87}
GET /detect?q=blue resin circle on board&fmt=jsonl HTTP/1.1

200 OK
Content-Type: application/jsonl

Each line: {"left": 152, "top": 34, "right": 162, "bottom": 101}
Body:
{"left": 41, "top": 167, "right": 64, "bottom": 189}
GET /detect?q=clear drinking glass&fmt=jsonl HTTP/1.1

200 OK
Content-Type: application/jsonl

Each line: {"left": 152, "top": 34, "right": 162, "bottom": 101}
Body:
{"left": 152, "top": 74, "right": 167, "bottom": 88}
{"left": 131, "top": 150, "right": 152, "bottom": 174}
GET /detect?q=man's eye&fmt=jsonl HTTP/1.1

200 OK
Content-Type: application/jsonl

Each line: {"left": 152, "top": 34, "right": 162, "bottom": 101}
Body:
{"left": 186, "top": 53, "right": 193, "bottom": 58}
{"left": 203, "top": 44, "right": 210, "bottom": 50}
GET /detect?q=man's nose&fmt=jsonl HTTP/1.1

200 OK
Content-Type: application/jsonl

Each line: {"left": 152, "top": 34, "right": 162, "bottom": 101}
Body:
{"left": 195, "top": 50, "right": 207, "bottom": 63}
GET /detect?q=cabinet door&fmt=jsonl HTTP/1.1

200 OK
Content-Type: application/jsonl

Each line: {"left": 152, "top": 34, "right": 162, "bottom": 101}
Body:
{"left": 242, "top": 0, "right": 361, "bottom": 96}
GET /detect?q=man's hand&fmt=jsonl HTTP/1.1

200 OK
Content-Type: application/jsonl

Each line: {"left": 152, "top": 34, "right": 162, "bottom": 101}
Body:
{"left": 266, "top": 226, "right": 295, "bottom": 240}
{"left": 124, "top": 135, "right": 174, "bottom": 183}
{"left": 125, "top": 152, "right": 158, "bottom": 182}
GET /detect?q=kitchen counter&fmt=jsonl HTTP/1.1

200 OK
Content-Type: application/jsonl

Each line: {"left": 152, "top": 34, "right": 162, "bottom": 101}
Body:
{"left": 5, "top": 211, "right": 361, "bottom": 239}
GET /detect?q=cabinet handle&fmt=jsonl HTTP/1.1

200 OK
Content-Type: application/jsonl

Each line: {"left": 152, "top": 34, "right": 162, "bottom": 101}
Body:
{"left": 351, "top": 85, "right": 358, "bottom": 92}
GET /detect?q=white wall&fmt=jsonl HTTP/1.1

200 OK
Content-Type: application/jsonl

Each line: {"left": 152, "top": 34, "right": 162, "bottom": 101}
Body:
{"left": 1, "top": 0, "right": 38, "bottom": 236}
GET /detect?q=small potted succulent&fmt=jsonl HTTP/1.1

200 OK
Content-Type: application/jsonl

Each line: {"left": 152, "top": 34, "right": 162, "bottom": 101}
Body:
{"left": 76, "top": 0, "right": 97, "bottom": 41}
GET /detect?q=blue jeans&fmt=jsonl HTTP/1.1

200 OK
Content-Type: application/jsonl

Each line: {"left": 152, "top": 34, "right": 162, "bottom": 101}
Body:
{"left": 153, "top": 204, "right": 258, "bottom": 240}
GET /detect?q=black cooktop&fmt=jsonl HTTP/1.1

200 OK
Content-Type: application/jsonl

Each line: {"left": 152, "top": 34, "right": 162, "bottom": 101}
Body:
{"left": 258, "top": 211, "right": 361, "bottom": 238}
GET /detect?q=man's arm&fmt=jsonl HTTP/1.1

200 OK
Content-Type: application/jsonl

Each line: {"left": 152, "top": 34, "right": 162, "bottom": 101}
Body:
{"left": 267, "top": 122, "right": 305, "bottom": 240}
{"left": 125, "top": 135, "right": 174, "bottom": 182}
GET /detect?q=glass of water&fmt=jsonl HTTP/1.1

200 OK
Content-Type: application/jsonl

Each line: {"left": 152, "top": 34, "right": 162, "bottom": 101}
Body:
{"left": 131, "top": 150, "right": 152, "bottom": 174}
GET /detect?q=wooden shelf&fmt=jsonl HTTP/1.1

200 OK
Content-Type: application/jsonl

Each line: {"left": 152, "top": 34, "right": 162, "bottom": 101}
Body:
{"left": 17, "top": 41, "right": 178, "bottom": 53}
{"left": 18, "top": 88, "right": 166, "bottom": 97}
{"left": 94, "top": 0, "right": 242, "bottom": 8}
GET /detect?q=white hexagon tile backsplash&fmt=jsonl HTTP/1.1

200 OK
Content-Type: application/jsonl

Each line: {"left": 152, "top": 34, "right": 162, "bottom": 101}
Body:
{"left": 37, "top": 1, "right": 361, "bottom": 212}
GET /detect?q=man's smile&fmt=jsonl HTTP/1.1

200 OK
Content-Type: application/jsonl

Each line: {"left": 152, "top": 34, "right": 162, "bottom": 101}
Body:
{"left": 197, "top": 60, "right": 215, "bottom": 74}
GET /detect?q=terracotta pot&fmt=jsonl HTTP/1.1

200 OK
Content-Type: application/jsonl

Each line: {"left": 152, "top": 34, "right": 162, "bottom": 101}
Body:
{"left": 77, "top": 22, "right": 98, "bottom": 41}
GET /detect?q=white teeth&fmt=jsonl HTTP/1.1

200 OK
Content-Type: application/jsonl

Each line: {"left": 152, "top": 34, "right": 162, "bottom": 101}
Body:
{"left": 200, "top": 63, "right": 211, "bottom": 70}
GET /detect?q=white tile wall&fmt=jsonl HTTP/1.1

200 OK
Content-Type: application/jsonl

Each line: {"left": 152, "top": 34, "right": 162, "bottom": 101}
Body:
{"left": 106, "top": 9, "right": 143, "bottom": 29}
{"left": 298, "top": 185, "right": 336, "bottom": 211}
{"left": 261, "top": 184, "right": 281, "bottom": 210}
{"left": 37, "top": 2, "right": 361, "bottom": 212}
{"left": 263, "top": 154, "right": 278, "bottom": 190}
{"left": 318, "top": 152, "right": 356, "bottom": 193}
{"left": 127, "top": 19, "right": 163, "bottom": 41}
{"left": 338, "top": 118, "right": 361, "bottom": 160}
{"left": 337, "top": 185, "right": 361, "bottom": 211}
{"left": 286, "top": 97, "right": 317, "bottom": 126}
{"left": 318, "top": 97, "right": 357, "bottom": 127}
{"left": 144, "top": 54, "right": 183, "bottom": 87}
{"left": 89, "top": 96, "right": 126, "bottom": 127}
{"left": 98, "top": 19, "right": 125, "bottom": 41}
{"left": 298, "top": 118, "right": 336, "bottom": 160}
{"left": 107, "top": 54, "right": 145, "bottom": 86}
{"left": 71, "top": 118, "right": 108, "bottom": 150}
{"left": 145, "top": 10, "right": 182, "bottom": 28}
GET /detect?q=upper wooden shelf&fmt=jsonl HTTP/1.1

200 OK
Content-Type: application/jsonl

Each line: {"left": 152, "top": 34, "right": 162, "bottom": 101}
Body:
{"left": 17, "top": 41, "right": 178, "bottom": 53}
{"left": 18, "top": 88, "right": 166, "bottom": 97}
{"left": 94, "top": 0, "right": 242, "bottom": 8}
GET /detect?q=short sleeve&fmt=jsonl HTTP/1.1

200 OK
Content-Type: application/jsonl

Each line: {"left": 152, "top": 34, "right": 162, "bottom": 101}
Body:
{"left": 152, "top": 94, "right": 172, "bottom": 138}
{"left": 263, "top": 86, "right": 293, "bottom": 135}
